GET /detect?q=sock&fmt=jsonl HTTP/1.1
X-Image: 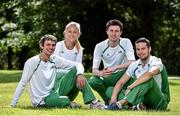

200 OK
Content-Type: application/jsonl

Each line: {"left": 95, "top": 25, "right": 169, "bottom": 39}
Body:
{"left": 116, "top": 102, "right": 122, "bottom": 109}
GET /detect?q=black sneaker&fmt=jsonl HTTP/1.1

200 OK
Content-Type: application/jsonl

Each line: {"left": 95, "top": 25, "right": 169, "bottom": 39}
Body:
{"left": 107, "top": 102, "right": 122, "bottom": 110}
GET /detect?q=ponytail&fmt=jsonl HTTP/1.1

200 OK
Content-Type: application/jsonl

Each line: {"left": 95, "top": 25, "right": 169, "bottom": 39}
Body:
{"left": 75, "top": 39, "right": 81, "bottom": 53}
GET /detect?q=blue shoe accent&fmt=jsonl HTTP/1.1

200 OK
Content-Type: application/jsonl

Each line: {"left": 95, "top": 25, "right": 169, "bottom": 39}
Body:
{"left": 107, "top": 102, "right": 119, "bottom": 110}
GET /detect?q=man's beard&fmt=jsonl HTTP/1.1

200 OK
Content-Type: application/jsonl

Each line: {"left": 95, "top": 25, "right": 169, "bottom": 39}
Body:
{"left": 140, "top": 53, "right": 150, "bottom": 61}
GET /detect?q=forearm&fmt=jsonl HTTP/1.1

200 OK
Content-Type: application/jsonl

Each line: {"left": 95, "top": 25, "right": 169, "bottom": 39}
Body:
{"left": 11, "top": 61, "right": 33, "bottom": 107}
{"left": 128, "top": 72, "right": 153, "bottom": 89}
{"left": 128, "top": 66, "right": 160, "bottom": 89}
{"left": 11, "top": 82, "right": 26, "bottom": 107}
{"left": 62, "top": 59, "right": 84, "bottom": 75}
{"left": 92, "top": 69, "right": 102, "bottom": 77}
{"left": 76, "top": 51, "right": 83, "bottom": 63}
{"left": 76, "top": 63, "right": 84, "bottom": 75}
{"left": 115, "top": 61, "right": 134, "bottom": 70}
{"left": 111, "top": 74, "right": 130, "bottom": 101}
{"left": 111, "top": 83, "right": 123, "bottom": 100}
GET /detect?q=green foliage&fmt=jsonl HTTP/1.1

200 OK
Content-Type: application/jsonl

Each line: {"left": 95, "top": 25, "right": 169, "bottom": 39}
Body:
{"left": 153, "top": 0, "right": 180, "bottom": 75}
{"left": 0, "top": 0, "right": 179, "bottom": 75}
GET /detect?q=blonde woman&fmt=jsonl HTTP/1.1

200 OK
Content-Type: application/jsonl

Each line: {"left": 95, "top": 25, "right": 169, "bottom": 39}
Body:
{"left": 54, "top": 22, "right": 105, "bottom": 109}
{"left": 54, "top": 21, "right": 83, "bottom": 63}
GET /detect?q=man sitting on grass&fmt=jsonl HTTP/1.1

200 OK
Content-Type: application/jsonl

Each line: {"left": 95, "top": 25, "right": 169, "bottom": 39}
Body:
{"left": 106, "top": 37, "right": 170, "bottom": 110}
{"left": 11, "top": 34, "right": 105, "bottom": 109}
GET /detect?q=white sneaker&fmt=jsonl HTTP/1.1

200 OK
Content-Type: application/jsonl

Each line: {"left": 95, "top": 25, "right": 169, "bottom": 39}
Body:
{"left": 132, "top": 103, "right": 146, "bottom": 110}
{"left": 90, "top": 99, "right": 105, "bottom": 110}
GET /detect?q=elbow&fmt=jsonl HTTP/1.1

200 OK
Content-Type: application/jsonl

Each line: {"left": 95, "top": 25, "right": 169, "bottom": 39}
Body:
{"left": 129, "top": 60, "right": 134, "bottom": 65}
{"left": 92, "top": 69, "right": 97, "bottom": 75}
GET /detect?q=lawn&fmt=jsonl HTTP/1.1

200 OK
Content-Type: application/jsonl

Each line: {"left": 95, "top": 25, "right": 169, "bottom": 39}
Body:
{"left": 0, "top": 70, "right": 180, "bottom": 116}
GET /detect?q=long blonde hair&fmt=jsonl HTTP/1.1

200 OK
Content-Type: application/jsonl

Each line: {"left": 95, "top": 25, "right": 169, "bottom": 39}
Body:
{"left": 64, "top": 21, "right": 82, "bottom": 53}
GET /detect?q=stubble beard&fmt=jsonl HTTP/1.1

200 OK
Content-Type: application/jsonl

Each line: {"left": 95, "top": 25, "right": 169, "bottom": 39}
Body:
{"left": 140, "top": 53, "right": 150, "bottom": 62}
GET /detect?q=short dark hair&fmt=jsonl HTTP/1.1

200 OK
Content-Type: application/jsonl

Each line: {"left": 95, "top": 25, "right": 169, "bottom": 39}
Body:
{"left": 135, "top": 37, "right": 151, "bottom": 48}
{"left": 39, "top": 34, "right": 57, "bottom": 51}
{"left": 106, "top": 19, "right": 123, "bottom": 31}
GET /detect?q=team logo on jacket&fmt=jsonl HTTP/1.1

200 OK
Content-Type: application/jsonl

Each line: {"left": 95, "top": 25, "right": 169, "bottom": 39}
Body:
{"left": 119, "top": 51, "right": 122, "bottom": 53}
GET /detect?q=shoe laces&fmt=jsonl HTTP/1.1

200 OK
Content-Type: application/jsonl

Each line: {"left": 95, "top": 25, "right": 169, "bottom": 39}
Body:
{"left": 90, "top": 100, "right": 105, "bottom": 110}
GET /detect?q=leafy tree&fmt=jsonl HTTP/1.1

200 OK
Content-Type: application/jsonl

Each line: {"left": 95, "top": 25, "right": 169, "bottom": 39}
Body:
{"left": 0, "top": 0, "right": 179, "bottom": 75}
{"left": 153, "top": 0, "right": 180, "bottom": 75}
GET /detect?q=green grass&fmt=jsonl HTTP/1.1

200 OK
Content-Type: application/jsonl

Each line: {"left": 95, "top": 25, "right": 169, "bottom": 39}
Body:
{"left": 0, "top": 70, "right": 180, "bottom": 116}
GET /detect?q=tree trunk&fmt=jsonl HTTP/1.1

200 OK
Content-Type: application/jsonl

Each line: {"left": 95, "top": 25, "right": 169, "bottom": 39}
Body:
{"left": 19, "top": 46, "right": 30, "bottom": 70}
{"left": 7, "top": 47, "right": 13, "bottom": 70}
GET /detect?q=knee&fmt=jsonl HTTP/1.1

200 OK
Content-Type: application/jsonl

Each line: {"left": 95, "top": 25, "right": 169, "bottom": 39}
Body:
{"left": 70, "top": 67, "right": 77, "bottom": 73}
{"left": 45, "top": 96, "right": 70, "bottom": 107}
{"left": 67, "top": 67, "right": 77, "bottom": 76}
{"left": 88, "top": 76, "right": 100, "bottom": 88}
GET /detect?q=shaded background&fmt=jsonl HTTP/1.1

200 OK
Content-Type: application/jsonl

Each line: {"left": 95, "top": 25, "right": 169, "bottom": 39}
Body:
{"left": 0, "top": 0, "right": 179, "bottom": 75}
